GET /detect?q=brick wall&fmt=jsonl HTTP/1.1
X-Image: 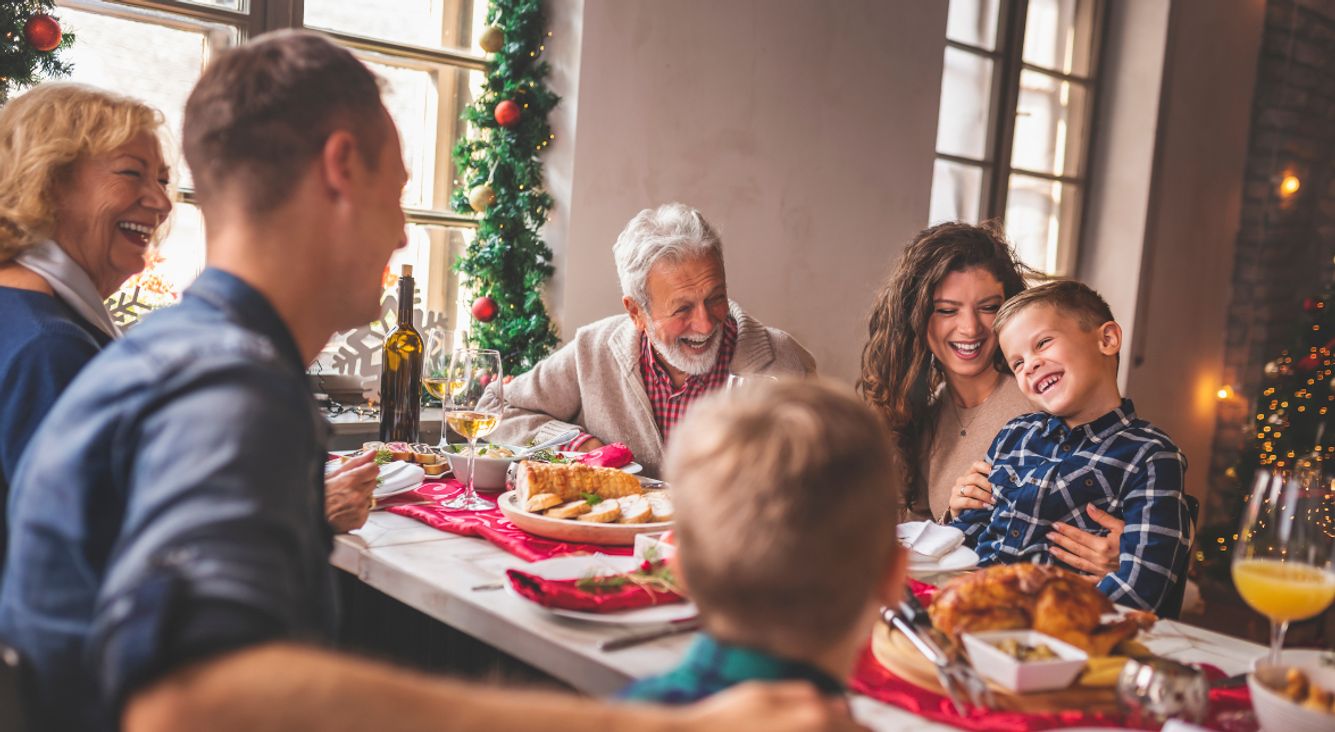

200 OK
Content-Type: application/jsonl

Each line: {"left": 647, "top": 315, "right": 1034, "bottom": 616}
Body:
{"left": 1207, "top": 0, "right": 1335, "bottom": 526}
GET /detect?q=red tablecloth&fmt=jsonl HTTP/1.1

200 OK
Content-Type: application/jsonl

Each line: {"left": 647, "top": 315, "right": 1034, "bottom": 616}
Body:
{"left": 849, "top": 581, "right": 1255, "bottom": 731}
{"left": 383, "top": 480, "right": 633, "bottom": 562}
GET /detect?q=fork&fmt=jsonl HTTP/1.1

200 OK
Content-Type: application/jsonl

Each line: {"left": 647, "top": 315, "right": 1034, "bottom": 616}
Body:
{"left": 883, "top": 600, "right": 992, "bottom": 714}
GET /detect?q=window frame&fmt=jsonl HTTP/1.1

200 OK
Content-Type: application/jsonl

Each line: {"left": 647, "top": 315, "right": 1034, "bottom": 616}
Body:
{"left": 932, "top": 0, "right": 1107, "bottom": 276}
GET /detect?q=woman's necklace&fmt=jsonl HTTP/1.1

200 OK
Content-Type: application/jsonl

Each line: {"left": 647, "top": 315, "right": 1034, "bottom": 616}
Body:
{"left": 947, "top": 373, "right": 1004, "bottom": 437}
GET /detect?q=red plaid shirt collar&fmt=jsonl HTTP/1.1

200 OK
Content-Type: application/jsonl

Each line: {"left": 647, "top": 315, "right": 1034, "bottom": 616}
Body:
{"left": 639, "top": 316, "right": 738, "bottom": 442}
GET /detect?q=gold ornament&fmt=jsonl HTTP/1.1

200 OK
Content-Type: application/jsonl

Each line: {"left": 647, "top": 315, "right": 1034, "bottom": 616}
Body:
{"left": 468, "top": 184, "right": 496, "bottom": 213}
{"left": 479, "top": 25, "right": 504, "bottom": 53}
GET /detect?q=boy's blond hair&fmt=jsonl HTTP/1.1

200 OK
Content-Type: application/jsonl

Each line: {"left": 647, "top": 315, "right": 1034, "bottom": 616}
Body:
{"left": 664, "top": 378, "right": 900, "bottom": 654}
{"left": 993, "top": 279, "right": 1115, "bottom": 336}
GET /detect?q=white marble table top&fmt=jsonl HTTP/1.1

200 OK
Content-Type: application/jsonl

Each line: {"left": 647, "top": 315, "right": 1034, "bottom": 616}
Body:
{"left": 333, "top": 512, "right": 1268, "bottom": 731}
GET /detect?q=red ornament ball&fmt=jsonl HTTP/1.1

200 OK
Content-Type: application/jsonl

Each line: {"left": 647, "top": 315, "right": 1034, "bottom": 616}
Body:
{"left": 24, "top": 14, "right": 62, "bottom": 52}
{"left": 471, "top": 295, "right": 498, "bottom": 323}
{"left": 1303, "top": 298, "right": 1318, "bottom": 313}
{"left": 494, "top": 100, "right": 521, "bottom": 128}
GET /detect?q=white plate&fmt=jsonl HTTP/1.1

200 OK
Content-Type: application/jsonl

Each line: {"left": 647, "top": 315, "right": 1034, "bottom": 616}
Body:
{"left": 504, "top": 555, "right": 696, "bottom": 625}
{"left": 326, "top": 456, "right": 429, "bottom": 498}
{"left": 907, "top": 545, "right": 980, "bottom": 573}
{"left": 555, "top": 451, "right": 643, "bottom": 475}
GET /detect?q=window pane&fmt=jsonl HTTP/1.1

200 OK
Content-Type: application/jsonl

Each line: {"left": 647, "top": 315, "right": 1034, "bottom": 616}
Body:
{"left": 305, "top": 0, "right": 487, "bottom": 52}
{"left": 55, "top": 7, "right": 228, "bottom": 190}
{"left": 1022, "top": 0, "right": 1096, "bottom": 76}
{"left": 929, "top": 159, "right": 985, "bottom": 225}
{"left": 946, "top": 0, "right": 1001, "bottom": 50}
{"left": 1011, "top": 71, "right": 1088, "bottom": 177}
{"left": 1005, "top": 174, "right": 1080, "bottom": 274}
{"left": 176, "top": 0, "right": 246, "bottom": 10}
{"left": 936, "top": 48, "right": 994, "bottom": 160}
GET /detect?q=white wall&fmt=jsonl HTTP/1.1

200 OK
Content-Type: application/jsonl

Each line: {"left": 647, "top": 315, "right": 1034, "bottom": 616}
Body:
{"left": 544, "top": 0, "right": 947, "bottom": 383}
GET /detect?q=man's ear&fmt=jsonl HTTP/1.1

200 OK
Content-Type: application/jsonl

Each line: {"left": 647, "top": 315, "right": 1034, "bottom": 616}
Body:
{"left": 877, "top": 547, "right": 909, "bottom": 609}
{"left": 1097, "top": 321, "right": 1122, "bottom": 357}
{"left": 320, "top": 130, "right": 360, "bottom": 201}
{"left": 623, "top": 295, "right": 649, "bottom": 332}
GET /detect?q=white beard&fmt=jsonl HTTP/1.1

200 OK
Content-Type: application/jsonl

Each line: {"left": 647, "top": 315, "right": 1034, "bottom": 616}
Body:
{"left": 649, "top": 326, "right": 722, "bottom": 376}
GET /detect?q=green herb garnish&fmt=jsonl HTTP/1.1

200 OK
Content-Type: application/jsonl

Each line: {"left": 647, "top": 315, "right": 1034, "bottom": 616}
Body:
{"left": 580, "top": 491, "right": 603, "bottom": 506}
{"left": 374, "top": 449, "right": 393, "bottom": 465}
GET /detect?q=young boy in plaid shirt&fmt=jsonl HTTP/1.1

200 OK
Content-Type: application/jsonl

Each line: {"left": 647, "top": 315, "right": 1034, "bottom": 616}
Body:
{"left": 949, "top": 281, "right": 1193, "bottom": 613}
{"left": 620, "top": 379, "right": 906, "bottom": 703}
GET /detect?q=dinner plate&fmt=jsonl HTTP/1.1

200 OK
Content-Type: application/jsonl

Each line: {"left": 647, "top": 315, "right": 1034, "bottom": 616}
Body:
{"left": 504, "top": 555, "right": 697, "bottom": 625}
{"left": 907, "top": 545, "right": 980, "bottom": 573}
{"left": 555, "top": 451, "right": 643, "bottom": 475}
{"left": 496, "top": 491, "right": 671, "bottom": 546}
{"left": 326, "top": 455, "right": 430, "bottom": 498}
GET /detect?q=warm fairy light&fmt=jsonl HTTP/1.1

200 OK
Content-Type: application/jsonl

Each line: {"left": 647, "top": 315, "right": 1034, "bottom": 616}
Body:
{"left": 1217, "top": 385, "right": 1234, "bottom": 400}
{"left": 1279, "top": 174, "right": 1301, "bottom": 196}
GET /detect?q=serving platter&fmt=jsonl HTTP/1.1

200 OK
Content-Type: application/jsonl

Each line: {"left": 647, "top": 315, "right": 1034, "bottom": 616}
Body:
{"left": 496, "top": 490, "right": 672, "bottom": 546}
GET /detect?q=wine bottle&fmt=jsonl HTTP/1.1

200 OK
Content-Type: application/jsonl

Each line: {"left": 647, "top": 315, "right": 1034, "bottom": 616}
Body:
{"left": 379, "top": 265, "right": 423, "bottom": 442}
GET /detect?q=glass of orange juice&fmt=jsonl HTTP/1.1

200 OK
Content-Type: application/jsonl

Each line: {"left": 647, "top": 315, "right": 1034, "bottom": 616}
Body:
{"left": 1231, "top": 468, "right": 1335, "bottom": 666}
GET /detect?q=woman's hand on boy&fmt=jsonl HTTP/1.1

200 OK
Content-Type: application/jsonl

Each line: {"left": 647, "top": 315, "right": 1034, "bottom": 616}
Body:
{"left": 1047, "top": 505, "right": 1125, "bottom": 579}
{"left": 947, "top": 461, "right": 997, "bottom": 519}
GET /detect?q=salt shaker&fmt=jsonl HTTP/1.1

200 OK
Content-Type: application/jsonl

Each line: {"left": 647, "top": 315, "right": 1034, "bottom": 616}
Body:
{"left": 1116, "top": 657, "right": 1210, "bottom": 726}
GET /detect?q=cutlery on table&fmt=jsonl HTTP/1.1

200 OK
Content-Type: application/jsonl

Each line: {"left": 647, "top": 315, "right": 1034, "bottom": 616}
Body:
{"left": 516, "top": 429, "right": 582, "bottom": 458}
{"left": 884, "top": 590, "right": 992, "bottom": 713}
{"left": 600, "top": 618, "right": 701, "bottom": 652}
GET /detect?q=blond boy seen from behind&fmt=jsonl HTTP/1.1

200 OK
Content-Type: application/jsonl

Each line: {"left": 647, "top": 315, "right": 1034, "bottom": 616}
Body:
{"left": 621, "top": 379, "right": 906, "bottom": 703}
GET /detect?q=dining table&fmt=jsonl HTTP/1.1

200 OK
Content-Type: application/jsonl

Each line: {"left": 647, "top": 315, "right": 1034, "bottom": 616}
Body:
{"left": 333, "top": 509, "right": 1271, "bottom": 731}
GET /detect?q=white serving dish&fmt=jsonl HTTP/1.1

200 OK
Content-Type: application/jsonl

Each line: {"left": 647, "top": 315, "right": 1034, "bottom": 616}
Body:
{"left": 1249, "top": 661, "right": 1335, "bottom": 732}
{"left": 496, "top": 491, "right": 672, "bottom": 546}
{"left": 961, "top": 629, "right": 1089, "bottom": 693}
{"left": 443, "top": 443, "right": 524, "bottom": 492}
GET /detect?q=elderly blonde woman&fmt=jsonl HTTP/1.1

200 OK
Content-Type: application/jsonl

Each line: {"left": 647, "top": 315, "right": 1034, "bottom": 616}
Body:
{"left": 482, "top": 202, "right": 816, "bottom": 477}
{"left": 0, "top": 84, "right": 376, "bottom": 557}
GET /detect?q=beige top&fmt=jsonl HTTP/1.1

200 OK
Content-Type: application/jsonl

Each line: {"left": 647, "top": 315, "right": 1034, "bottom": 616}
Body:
{"left": 909, "top": 376, "right": 1034, "bottom": 523}
{"left": 478, "top": 301, "right": 816, "bottom": 478}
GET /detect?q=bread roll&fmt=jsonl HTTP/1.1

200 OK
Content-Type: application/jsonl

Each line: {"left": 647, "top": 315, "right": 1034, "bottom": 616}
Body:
{"left": 545, "top": 500, "right": 593, "bottom": 520}
{"left": 515, "top": 461, "right": 642, "bottom": 503}
{"left": 580, "top": 500, "right": 622, "bottom": 523}
{"left": 525, "top": 493, "right": 562, "bottom": 513}
{"left": 616, "top": 495, "right": 652, "bottom": 524}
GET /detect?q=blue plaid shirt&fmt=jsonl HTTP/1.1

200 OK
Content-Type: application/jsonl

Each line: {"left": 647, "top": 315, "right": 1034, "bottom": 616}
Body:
{"left": 950, "top": 399, "right": 1191, "bottom": 613}
{"left": 619, "top": 633, "right": 845, "bottom": 704}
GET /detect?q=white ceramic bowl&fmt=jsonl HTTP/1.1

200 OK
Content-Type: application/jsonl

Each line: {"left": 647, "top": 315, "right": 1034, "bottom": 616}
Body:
{"left": 962, "top": 629, "right": 1089, "bottom": 693}
{"left": 1249, "top": 662, "right": 1335, "bottom": 732}
{"left": 443, "top": 443, "right": 522, "bottom": 492}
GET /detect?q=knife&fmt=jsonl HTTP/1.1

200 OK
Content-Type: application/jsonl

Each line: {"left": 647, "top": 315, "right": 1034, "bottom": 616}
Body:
{"left": 600, "top": 618, "right": 701, "bottom": 652}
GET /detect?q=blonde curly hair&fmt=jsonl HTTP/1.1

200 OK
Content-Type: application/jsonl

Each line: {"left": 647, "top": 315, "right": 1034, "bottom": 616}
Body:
{"left": 0, "top": 83, "right": 168, "bottom": 262}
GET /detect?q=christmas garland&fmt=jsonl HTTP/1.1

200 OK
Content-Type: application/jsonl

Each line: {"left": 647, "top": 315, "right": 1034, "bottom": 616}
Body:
{"left": 0, "top": 1, "right": 72, "bottom": 104}
{"left": 450, "top": 0, "right": 559, "bottom": 376}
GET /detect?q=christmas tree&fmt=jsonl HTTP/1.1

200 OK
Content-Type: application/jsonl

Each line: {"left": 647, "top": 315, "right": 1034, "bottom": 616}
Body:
{"left": 0, "top": 1, "right": 73, "bottom": 104}
{"left": 450, "top": 0, "right": 559, "bottom": 376}
{"left": 1198, "top": 278, "right": 1333, "bottom": 580}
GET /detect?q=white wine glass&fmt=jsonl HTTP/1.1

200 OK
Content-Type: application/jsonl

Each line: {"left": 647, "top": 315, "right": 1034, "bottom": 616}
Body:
{"left": 441, "top": 348, "right": 503, "bottom": 511}
{"left": 1231, "top": 466, "right": 1335, "bottom": 667}
{"left": 420, "top": 328, "right": 455, "bottom": 448}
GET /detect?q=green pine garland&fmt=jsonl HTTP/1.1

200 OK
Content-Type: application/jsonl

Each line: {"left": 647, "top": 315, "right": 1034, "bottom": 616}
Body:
{"left": 451, "top": 0, "right": 559, "bottom": 376}
{"left": 0, "top": 1, "right": 74, "bottom": 103}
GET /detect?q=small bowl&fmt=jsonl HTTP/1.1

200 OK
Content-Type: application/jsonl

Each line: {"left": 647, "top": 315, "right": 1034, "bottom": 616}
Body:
{"left": 1249, "top": 662, "right": 1335, "bottom": 732}
{"left": 443, "top": 443, "right": 522, "bottom": 492}
{"left": 962, "top": 629, "right": 1089, "bottom": 693}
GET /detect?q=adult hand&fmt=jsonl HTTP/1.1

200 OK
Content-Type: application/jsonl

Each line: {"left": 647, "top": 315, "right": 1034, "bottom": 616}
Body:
{"left": 678, "top": 681, "right": 868, "bottom": 732}
{"left": 1048, "top": 505, "right": 1125, "bottom": 579}
{"left": 577, "top": 437, "right": 607, "bottom": 452}
{"left": 947, "top": 461, "right": 996, "bottom": 519}
{"left": 324, "top": 450, "right": 378, "bottom": 533}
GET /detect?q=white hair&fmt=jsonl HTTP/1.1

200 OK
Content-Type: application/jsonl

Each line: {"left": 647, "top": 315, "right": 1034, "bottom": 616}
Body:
{"left": 612, "top": 202, "right": 724, "bottom": 308}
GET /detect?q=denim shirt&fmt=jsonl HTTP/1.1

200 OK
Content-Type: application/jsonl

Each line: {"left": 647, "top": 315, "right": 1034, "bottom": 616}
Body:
{"left": 0, "top": 269, "right": 336, "bottom": 730}
{"left": 950, "top": 399, "right": 1192, "bottom": 612}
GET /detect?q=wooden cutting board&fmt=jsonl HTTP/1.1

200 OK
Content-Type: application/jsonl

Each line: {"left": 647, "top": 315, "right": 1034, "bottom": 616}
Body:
{"left": 869, "top": 622, "right": 1122, "bottom": 713}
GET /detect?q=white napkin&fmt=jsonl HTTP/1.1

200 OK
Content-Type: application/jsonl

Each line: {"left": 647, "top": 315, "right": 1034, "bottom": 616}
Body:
{"left": 897, "top": 521, "right": 966, "bottom": 560}
{"left": 375, "top": 461, "right": 425, "bottom": 497}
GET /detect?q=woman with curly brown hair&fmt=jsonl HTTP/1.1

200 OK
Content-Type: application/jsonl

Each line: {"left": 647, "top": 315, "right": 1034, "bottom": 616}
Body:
{"left": 858, "top": 222, "right": 1124, "bottom": 577}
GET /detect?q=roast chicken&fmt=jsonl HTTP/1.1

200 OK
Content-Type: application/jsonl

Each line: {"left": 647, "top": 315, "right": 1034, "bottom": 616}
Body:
{"left": 927, "top": 564, "right": 1157, "bottom": 656}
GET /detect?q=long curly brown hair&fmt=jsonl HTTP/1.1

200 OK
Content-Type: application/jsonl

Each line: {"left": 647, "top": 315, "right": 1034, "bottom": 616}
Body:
{"left": 857, "top": 221, "right": 1032, "bottom": 516}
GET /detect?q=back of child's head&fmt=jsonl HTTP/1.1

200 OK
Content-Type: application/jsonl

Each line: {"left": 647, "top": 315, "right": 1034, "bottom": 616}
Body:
{"left": 993, "top": 279, "right": 1115, "bottom": 336}
{"left": 664, "top": 378, "right": 900, "bottom": 654}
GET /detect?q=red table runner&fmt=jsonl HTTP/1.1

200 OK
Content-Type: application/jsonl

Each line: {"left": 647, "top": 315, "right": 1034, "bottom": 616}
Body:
{"left": 383, "top": 480, "right": 633, "bottom": 562}
{"left": 849, "top": 581, "right": 1255, "bottom": 731}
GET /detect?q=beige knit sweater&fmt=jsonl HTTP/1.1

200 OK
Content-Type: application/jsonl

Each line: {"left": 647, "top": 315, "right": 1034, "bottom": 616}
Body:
{"left": 480, "top": 302, "right": 816, "bottom": 477}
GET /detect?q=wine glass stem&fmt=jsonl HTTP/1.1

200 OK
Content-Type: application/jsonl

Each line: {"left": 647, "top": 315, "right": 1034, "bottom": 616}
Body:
{"left": 1268, "top": 619, "right": 1289, "bottom": 667}
{"left": 466, "top": 436, "right": 478, "bottom": 499}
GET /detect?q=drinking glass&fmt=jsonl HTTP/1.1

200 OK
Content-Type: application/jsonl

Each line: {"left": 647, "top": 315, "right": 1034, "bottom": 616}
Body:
{"left": 725, "top": 373, "right": 778, "bottom": 390}
{"left": 440, "top": 348, "right": 503, "bottom": 511}
{"left": 420, "top": 328, "right": 455, "bottom": 448}
{"left": 1231, "top": 466, "right": 1335, "bottom": 666}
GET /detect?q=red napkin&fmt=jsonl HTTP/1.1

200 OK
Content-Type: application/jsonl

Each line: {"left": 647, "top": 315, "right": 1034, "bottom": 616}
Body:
{"left": 576, "top": 442, "right": 634, "bottom": 469}
{"left": 505, "top": 567, "right": 684, "bottom": 612}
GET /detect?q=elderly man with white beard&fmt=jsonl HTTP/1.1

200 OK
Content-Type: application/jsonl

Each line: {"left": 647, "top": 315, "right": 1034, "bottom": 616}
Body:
{"left": 479, "top": 202, "right": 815, "bottom": 477}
